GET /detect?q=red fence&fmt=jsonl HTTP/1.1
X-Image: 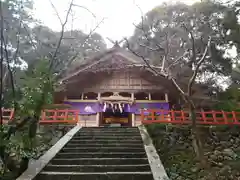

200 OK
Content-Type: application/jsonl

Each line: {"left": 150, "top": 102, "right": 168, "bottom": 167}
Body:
{"left": 3, "top": 108, "right": 240, "bottom": 125}
{"left": 1, "top": 109, "right": 79, "bottom": 124}
{"left": 40, "top": 109, "right": 79, "bottom": 124}
{"left": 141, "top": 109, "right": 240, "bottom": 125}
{"left": 1, "top": 108, "right": 14, "bottom": 124}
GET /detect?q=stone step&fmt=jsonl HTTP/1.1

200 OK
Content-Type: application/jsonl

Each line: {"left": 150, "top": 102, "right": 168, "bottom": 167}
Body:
{"left": 79, "top": 130, "right": 139, "bottom": 132}
{"left": 31, "top": 127, "right": 155, "bottom": 180}
{"left": 79, "top": 127, "right": 138, "bottom": 130}
{"left": 71, "top": 136, "right": 142, "bottom": 140}
{"left": 55, "top": 152, "right": 147, "bottom": 159}
{"left": 49, "top": 158, "right": 149, "bottom": 165}
{"left": 68, "top": 139, "right": 143, "bottom": 144}
{"left": 78, "top": 131, "right": 140, "bottom": 134}
{"left": 34, "top": 171, "right": 153, "bottom": 180}
{"left": 65, "top": 143, "right": 144, "bottom": 148}
{"left": 60, "top": 147, "right": 145, "bottom": 153}
{"left": 35, "top": 171, "right": 153, "bottom": 180}
{"left": 79, "top": 128, "right": 139, "bottom": 131}
{"left": 44, "top": 164, "right": 151, "bottom": 172}
{"left": 75, "top": 133, "right": 140, "bottom": 137}
{"left": 79, "top": 130, "right": 139, "bottom": 133}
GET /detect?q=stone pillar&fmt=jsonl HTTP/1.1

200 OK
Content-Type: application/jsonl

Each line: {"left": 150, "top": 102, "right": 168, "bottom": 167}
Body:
{"left": 131, "top": 93, "right": 135, "bottom": 127}
{"left": 96, "top": 92, "right": 101, "bottom": 126}
{"left": 96, "top": 113, "right": 100, "bottom": 127}
{"left": 132, "top": 113, "right": 135, "bottom": 127}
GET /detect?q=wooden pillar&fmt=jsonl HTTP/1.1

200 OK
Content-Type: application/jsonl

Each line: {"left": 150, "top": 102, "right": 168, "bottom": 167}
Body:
{"left": 97, "top": 92, "right": 101, "bottom": 100}
{"left": 96, "top": 92, "right": 101, "bottom": 126}
{"left": 148, "top": 93, "right": 151, "bottom": 100}
{"left": 131, "top": 93, "right": 135, "bottom": 127}
{"left": 165, "top": 93, "right": 169, "bottom": 102}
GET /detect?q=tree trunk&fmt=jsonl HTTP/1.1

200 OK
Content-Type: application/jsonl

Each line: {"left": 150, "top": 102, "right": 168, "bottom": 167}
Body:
{"left": 189, "top": 103, "right": 207, "bottom": 167}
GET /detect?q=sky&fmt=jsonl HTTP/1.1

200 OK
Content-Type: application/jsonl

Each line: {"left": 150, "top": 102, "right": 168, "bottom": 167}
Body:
{"left": 34, "top": 0, "right": 199, "bottom": 46}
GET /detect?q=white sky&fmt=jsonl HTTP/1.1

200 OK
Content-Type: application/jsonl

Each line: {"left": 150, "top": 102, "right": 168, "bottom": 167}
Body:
{"left": 34, "top": 0, "right": 199, "bottom": 45}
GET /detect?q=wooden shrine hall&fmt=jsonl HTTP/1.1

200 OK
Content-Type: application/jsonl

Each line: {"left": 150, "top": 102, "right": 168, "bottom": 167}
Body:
{"left": 54, "top": 46, "right": 213, "bottom": 127}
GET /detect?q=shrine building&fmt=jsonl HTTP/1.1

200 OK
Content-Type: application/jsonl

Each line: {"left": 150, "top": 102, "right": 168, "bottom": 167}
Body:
{"left": 54, "top": 46, "right": 212, "bottom": 127}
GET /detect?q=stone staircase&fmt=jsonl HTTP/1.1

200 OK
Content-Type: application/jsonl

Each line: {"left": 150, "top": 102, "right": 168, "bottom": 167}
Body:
{"left": 33, "top": 127, "right": 154, "bottom": 180}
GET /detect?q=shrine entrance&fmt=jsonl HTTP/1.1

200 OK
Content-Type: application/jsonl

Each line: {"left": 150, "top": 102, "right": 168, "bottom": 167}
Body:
{"left": 98, "top": 92, "right": 133, "bottom": 127}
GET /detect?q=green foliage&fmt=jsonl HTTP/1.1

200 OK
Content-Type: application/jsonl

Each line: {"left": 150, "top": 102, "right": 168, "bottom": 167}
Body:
{"left": 0, "top": 58, "right": 55, "bottom": 178}
{"left": 127, "top": 0, "right": 238, "bottom": 89}
{"left": 215, "top": 86, "right": 240, "bottom": 111}
{"left": 17, "top": 59, "right": 54, "bottom": 117}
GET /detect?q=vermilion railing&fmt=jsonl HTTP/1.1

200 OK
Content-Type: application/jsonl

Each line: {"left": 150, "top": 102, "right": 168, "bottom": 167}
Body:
{"left": 141, "top": 109, "right": 240, "bottom": 125}
{"left": 1, "top": 109, "right": 79, "bottom": 124}
{"left": 40, "top": 109, "right": 79, "bottom": 124}
{"left": 1, "top": 108, "right": 14, "bottom": 124}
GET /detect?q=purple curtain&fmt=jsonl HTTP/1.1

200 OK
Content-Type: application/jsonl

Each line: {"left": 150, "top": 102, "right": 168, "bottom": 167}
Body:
{"left": 129, "top": 102, "right": 170, "bottom": 115}
{"left": 63, "top": 101, "right": 169, "bottom": 115}
{"left": 64, "top": 102, "right": 101, "bottom": 115}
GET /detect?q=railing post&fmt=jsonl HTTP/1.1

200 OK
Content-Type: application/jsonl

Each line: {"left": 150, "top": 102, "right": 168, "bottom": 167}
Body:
{"left": 232, "top": 111, "right": 237, "bottom": 124}
{"left": 53, "top": 110, "right": 57, "bottom": 122}
{"left": 222, "top": 110, "right": 227, "bottom": 124}
{"left": 151, "top": 109, "right": 155, "bottom": 121}
{"left": 10, "top": 109, "right": 14, "bottom": 120}
{"left": 170, "top": 109, "right": 175, "bottom": 122}
{"left": 41, "top": 110, "right": 45, "bottom": 123}
{"left": 201, "top": 110, "right": 207, "bottom": 124}
{"left": 160, "top": 109, "right": 164, "bottom": 122}
{"left": 212, "top": 110, "right": 217, "bottom": 123}
{"left": 141, "top": 109, "right": 145, "bottom": 123}
{"left": 75, "top": 110, "right": 79, "bottom": 124}
{"left": 181, "top": 110, "right": 185, "bottom": 123}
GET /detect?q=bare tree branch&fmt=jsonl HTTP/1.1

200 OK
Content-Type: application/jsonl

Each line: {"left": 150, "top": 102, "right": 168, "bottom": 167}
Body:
{"left": 188, "top": 37, "right": 212, "bottom": 95}
{"left": 61, "top": 18, "right": 106, "bottom": 70}
{"left": 139, "top": 43, "right": 161, "bottom": 51}
{"left": 133, "top": 22, "right": 165, "bottom": 51}
{"left": 166, "top": 51, "right": 189, "bottom": 71}
{"left": 49, "top": 0, "right": 64, "bottom": 25}
{"left": 22, "top": 24, "right": 41, "bottom": 57}
{"left": 49, "top": 0, "right": 74, "bottom": 70}
{"left": 125, "top": 38, "right": 164, "bottom": 76}
{"left": 72, "top": 4, "right": 96, "bottom": 18}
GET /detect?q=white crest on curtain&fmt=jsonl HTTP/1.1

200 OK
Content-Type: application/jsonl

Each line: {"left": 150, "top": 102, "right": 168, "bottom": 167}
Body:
{"left": 84, "top": 105, "right": 95, "bottom": 113}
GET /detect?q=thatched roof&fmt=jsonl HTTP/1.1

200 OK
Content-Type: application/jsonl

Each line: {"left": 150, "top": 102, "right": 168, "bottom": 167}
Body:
{"left": 60, "top": 46, "right": 165, "bottom": 82}
{"left": 57, "top": 47, "right": 215, "bottom": 102}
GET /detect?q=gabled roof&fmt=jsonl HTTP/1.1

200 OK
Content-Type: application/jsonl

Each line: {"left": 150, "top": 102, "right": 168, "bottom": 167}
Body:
{"left": 60, "top": 46, "right": 164, "bottom": 82}
{"left": 58, "top": 46, "right": 214, "bottom": 101}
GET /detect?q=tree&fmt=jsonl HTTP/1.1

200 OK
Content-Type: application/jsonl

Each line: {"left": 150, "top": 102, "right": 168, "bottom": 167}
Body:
{"left": 0, "top": 0, "right": 57, "bottom": 176}
{"left": 24, "top": 26, "right": 106, "bottom": 74}
{"left": 0, "top": 0, "right": 106, "bottom": 177}
{"left": 125, "top": 0, "right": 239, "bottom": 167}
{"left": 127, "top": 1, "right": 235, "bottom": 88}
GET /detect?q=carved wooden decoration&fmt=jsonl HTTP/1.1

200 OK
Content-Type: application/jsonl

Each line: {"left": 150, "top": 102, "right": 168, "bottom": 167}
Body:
{"left": 98, "top": 92, "right": 133, "bottom": 104}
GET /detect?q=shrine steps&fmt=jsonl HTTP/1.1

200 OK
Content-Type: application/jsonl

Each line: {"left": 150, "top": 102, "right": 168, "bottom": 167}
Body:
{"left": 33, "top": 127, "right": 154, "bottom": 180}
{"left": 36, "top": 172, "right": 153, "bottom": 180}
